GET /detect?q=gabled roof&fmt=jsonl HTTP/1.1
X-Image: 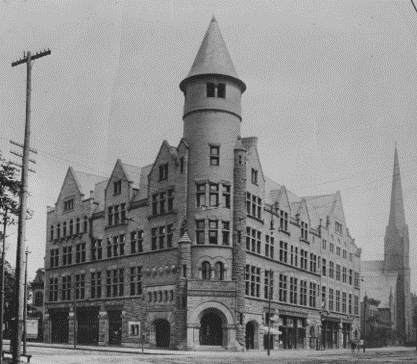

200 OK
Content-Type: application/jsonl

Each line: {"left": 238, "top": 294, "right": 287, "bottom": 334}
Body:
{"left": 123, "top": 163, "right": 143, "bottom": 189}
{"left": 180, "top": 16, "right": 246, "bottom": 92}
{"left": 133, "top": 164, "right": 153, "bottom": 202}
{"left": 72, "top": 168, "right": 106, "bottom": 197}
{"left": 92, "top": 179, "right": 108, "bottom": 213}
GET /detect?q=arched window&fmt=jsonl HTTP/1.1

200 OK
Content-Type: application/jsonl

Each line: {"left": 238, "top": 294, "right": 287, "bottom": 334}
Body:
{"left": 76, "top": 218, "right": 80, "bottom": 234}
{"left": 63, "top": 221, "right": 67, "bottom": 237}
{"left": 69, "top": 220, "right": 73, "bottom": 235}
{"left": 57, "top": 224, "right": 61, "bottom": 239}
{"left": 202, "top": 261, "right": 211, "bottom": 280}
{"left": 83, "top": 216, "right": 88, "bottom": 233}
{"left": 214, "top": 262, "right": 225, "bottom": 280}
{"left": 50, "top": 225, "right": 54, "bottom": 241}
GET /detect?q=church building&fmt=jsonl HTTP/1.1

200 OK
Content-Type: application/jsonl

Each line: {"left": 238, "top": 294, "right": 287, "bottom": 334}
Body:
{"left": 361, "top": 147, "right": 412, "bottom": 344}
{"left": 43, "top": 18, "right": 361, "bottom": 351}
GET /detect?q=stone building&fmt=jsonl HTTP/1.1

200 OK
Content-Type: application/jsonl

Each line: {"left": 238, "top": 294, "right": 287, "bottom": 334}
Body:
{"left": 43, "top": 17, "right": 361, "bottom": 350}
{"left": 361, "top": 147, "right": 412, "bottom": 344}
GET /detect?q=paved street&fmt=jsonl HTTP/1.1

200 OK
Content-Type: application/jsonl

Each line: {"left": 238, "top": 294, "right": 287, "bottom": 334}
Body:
{"left": 3, "top": 344, "right": 417, "bottom": 364}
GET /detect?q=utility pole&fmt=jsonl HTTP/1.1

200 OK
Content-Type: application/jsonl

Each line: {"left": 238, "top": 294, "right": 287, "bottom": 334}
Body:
{"left": 23, "top": 248, "right": 30, "bottom": 355}
{"left": 0, "top": 210, "right": 8, "bottom": 364}
{"left": 11, "top": 49, "right": 51, "bottom": 364}
{"left": 267, "top": 269, "right": 273, "bottom": 356}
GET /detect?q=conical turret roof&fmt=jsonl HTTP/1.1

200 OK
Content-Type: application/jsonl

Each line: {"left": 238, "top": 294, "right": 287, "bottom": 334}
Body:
{"left": 388, "top": 145, "right": 406, "bottom": 231}
{"left": 180, "top": 17, "right": 246, "bottom": 92}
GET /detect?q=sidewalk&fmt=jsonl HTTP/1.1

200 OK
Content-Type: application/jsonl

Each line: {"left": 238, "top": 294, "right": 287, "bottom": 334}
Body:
{"left": 4, "top": 340, "right": 414, "bottom": 358}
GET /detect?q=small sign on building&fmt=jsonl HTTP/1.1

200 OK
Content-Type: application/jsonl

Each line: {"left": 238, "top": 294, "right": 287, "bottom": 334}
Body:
{"left": 26, "top": 319, "right": 39, "bottom": 339}
{"left": 128, "top": 321, "right": 141, "bottom": 337}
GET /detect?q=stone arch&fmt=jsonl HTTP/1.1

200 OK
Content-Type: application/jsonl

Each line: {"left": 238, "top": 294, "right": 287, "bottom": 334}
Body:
{"left": 195, "top": 255, "right": 230, "bottom": 280}
{"left": 245, "top": 320, "right": 259, "bottom": 350}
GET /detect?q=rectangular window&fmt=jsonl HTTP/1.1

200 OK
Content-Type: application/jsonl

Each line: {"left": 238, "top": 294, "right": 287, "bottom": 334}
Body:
{"left": 309, "top": 282, "right": 316, "bottom": 308}
{"left": 265, "top": 235, "right": 274, "bottom": 259}
{"left": 222, "top": 184, "right": 231, "bottom": 208}
{"left": 159, "top": 192, "right": 166, "bottom": 214}
{"left": 246, "top": 192, "right": 262, "bottom": 220}
{"left": 336, "top": 246, "right": 341, "bottom": 256}
{"left": 336, "top": 290, "right": 341, "bottom": 312}
{"left": 330, "top": 243, "right": 334, "bottom": 253}
{"left": 322, "top": 239, "right": 327, "bottom": 250}
{"left": 91, "top": 271, "right": 102, "bottom": 299}
{"left": 114, "top": 205, "right": 119, "bottom": 225}
{"left": 50, "top": 248, "right": 59, "bottom": 268}
{"left": 159, "top": 226, "right": 166, "bottom": 249}
{"left": 209, "top": 183, "right": 219, "bottom": 207}
{"left": 354, "top": 272, "right": 360, "bottom": 288}
{"left": 329, "top": 261, "right": 334, "bottom": 279}
{"left": 322, "top": 286, "right": 326, "bottom": 310}
{"left": 206, "top": 82, "right": 215, "bottom": 97}
{"left": 75, "top": 273, "right": 85, "bottom": 300}
{"left": 279, "top": 241, "right": 288, "bottom": 263}
{"left": 280, "top": 210, "right": 288, "bottom": 232}
{"left": 343, "top": 249, "right": 347, "bottom": 259}
{"left": 63, "top": 198, "right": 74, "bottom": 212}
{"left": 246, "top": 227, "right": 261, "bottom": 254}
{"left": 290, "top": 277, "right": 298, "bottom": 304}
{"left": 107, "top": 268, "right": 124, "bottom": 298}
{"left": 217, "top": 83, "right": 226, "bottom": 98}
{"left": 180, "top": 157, "right": 184, "bottom": 173}
{"left": 130, "top": 266, "right": 143, "bottom": 296}
{"left": 342, "top": 292, "right": 347, "bottom": 313}
{"left": 91, "top": 240, "right": 102, "bottom": 261}
{"left": 348, "top": 293, "right": 352, "bottom": 314}
{"left": 209, "top": 145, "right": 220, "bottom": 166}
{"left": 222, "top": 221, "right": 230, "bottom": 245}
{"left": 335, "top": 221, "right": 343, "bottom": 235}
{"left": 151, "top": 228, "right": 157, "bottom": 250}
{"left": 49, "top": 277, "right": 58, "bottom": 302}
{"left": 349, "top": 252, "right": 353, "bottom": 262}
{"left": 168, "top": 189, "right": 174, "bottom": 211}
{"left": 300, "top": 221, "right": 308, "bottom": 241}
{"left": 152, "top": 194, "right": 158, "bottom": 215}
{"left": 63, "top": 246, "right": 72, "bottom": 266}
{"left": 158, "top": 163, "right": 168, "bottom": 181}
{"left": 310, "top": 253, "right": 317, "bottom": 273}
{"left": 354, "top": 295, "right": 359, "bottom": 315}
{"left": 167, "top": 224, "right": 173, "bottom": 248}
{"left": 264, "top": 270, "right": 273, "bottom": 300}
{"left": 279, "top": 274, "right": 287, "bottom": 302}
{"left": 300, "top": 280, "right": 307, "bottom": 306}
{"left": 75, "top": 243, "right": 86, "bottom": 264}
{"left": 196, "top": 183, "right": 206, "bottom": 208}
{"left": 208, "top": 220, "right": 218, "bottom": 244}
{"left": 349, "top": 269, "right": 353, "bottom": 285}
{"left": 251, "top": 168, "right": 258, "bottom": 185}
{"left": 113, "top": 180, "right": 122, "bottom": 195}
{"left": 108, "top": 206, "right": 113, "bottom": 226}
{"left": 245, "top": 265, "right": 260, "bottom": 297}
{"left": 342, "top": 267, "right": 347, "bottom": 283}
{"left": 120, "top": 203, "right": 126, "bottom": 224}
{"left": 322, "top": 258, "right": 326, "bottom": 276}
{"left": 336, "top": 264, "right": 341, "bottom": 281}
{"left": 196, "top": 220, "right": 205, "bottom": 244}
{"left": 329, "top": 288, "right": 334, "bottom": 311}
{"left": 62, "top": 275, "right": 71, "bottom": 301}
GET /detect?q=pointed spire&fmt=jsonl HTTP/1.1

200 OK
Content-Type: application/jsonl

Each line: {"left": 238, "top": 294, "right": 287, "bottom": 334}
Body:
{"left": 388, "top": 145, "right": 406, "bottom": 232}
{"left": 180, "top": 17, "right": 246, "bottom": 92}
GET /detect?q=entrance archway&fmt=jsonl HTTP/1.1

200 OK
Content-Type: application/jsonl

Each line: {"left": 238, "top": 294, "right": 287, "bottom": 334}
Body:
{"left": 245, "top": 321, "right": 257, "bottom": 349}
{"left": 200, "top": 311, "right": 223, "bottom": 346}
{"left": 155, "top": 319, "right": 170, "bottom": 348}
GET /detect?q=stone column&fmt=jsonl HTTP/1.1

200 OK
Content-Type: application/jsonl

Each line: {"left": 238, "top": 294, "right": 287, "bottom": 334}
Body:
{"left": 98, "top": 311, "right": 108, "bottom": 346}
{"left": 68, "top": 312, "right": 75, "bottom": 345}
{"left": 43, "top": 313, "right": 51, "bottom": 343}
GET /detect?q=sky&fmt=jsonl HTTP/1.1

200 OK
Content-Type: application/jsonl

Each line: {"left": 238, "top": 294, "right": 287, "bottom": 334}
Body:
{"left": 1, "top": 0, "right": 417, "bottom": 292}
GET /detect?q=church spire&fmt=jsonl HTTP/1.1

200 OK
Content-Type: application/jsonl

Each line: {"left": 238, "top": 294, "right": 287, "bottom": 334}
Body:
{"left": 388, "top": 145, "right": 406, "bottom": 232}
{"left": 180, "top": 17, "right": 246, "bottom": 93}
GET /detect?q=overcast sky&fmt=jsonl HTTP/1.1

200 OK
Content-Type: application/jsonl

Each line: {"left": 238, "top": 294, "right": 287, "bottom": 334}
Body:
{"left": 1, "top": 0, "right": 417, "bottom": 292}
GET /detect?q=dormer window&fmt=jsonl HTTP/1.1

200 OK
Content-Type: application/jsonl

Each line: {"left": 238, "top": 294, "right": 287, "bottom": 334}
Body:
{"left": 206, "top": 83, "right": 226, "bottom": 98}
{"left": 251, "top": 168, "right": 258, "bottom": 185}
{"left": 159, "top": 163, "right": 168, "bottom": 181}
{"left": 114, "top": 180, "right": 122, "bottom": 195}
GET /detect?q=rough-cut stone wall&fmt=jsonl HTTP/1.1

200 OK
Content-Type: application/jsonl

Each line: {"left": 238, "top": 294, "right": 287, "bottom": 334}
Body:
{"left": 232, "top": 140, "right": 247, "bottom": 348}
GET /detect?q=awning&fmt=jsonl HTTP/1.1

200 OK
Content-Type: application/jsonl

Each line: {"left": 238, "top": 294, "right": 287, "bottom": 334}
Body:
{"left": 261, "top": 326, "right": 282, "bottom": 335}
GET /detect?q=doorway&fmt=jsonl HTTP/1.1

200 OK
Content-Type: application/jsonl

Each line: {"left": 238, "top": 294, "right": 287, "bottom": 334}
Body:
{"left": 200, "top": 312, "right": 223, "bottom": 346}
{"left": 108, "top": 310, "right": 122, "bottom": 345}
{"left": 155, "top": 319, "right": 170, "bottom": 348}
{"left": 245, "top": 321, "right": 256, "bottom": 349}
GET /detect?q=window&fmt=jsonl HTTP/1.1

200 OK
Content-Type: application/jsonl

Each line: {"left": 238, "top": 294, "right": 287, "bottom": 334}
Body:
{"left": 349, "top": 252, "right": 353, "bottom": 262}
{"left": 114, "top": 180, "right": 122, "bottom": 195}
{"left": 49, "top": 277, "right": 58, "bottom": 302}
{"left": 202, "top": 261, "right": 211, "bottom": 280}
{"left": 329, "top": 261, "right": 334, "bottom": 279}
{"left": 290, "top": 277, "right": 298, "bottom": 304}
{"left": 265, "top": 235, "right": 274, "bottom": 259}
{"left": 310, "top": 253, "right": 317, "bottom": 273}
{"left": 343, "top": 249, "right": 347, "bottom": 259}
{"left": 50, "top": 225, "right": 54, "bottom": 241}
{"left": 349, "top": 269, "right": 353, "bottom": 285}
{"left": 330, "top": 243, "right": 334, "bottom": 253}
{"left": 300, "top": 249, "right": 308, "bottom": 270}
{"left": 336, "top": 264, "right": 341, "bottom": 281}
{"left": 120, "top": 204, "right": 126, "bottom": 224}
{"left": 336, "top": 246, "right": 341, "bottom": 256}
{"left": 222, "top": 221, "right": 230, "bottom": 245}
{"left": 245, "top": 265, "right": 261, "bottom": 297}
{"left": 75, "top": 273, "right": 85, "bottom": 300}
{"left": 348, "top": 294, "right": 352, "bottom": 314}
{"left": 322, "top": 258, "right": 326, "bottom": 276}
{"left": 152, "top": 194, "right": 158, "bottom": 215}
{"left": 168, "top": 189, "right": 174, "bottom": 211}
{"left": 76, "top": 218, "right": 80, "bottom": 234}
{"left": 206, "top": 82, "right": 215, "bottom": 97}
{"left": 91, "top": 239, "right": 103, "bottom": 261}
{"left": 342, "top": 292, "right": 347, "bottom": 313}
{"left": 180, "top": 157, "right": 184, "bottom": 173}
{"left": 251, "top": 168, "right": 258, "bottom": 185}
{"left": 322, "top": 286, "right": 326, "bottom": 310}
{"left": 34, "top": 292, "right": 43, "bottom": 306}
{"left": 69, "top": 220, "right": 73, "bottom": 235}
{"left": 209, "top": 184, "right": 219, "bottom": 207}
{"left": 222, "top": 185, "right": 230, "bottom": 208}
{"left": 106, "top": 268, "right": 124, "bottom": 297}
{"left": 279, "top": 210, "right": 288, "bottom": 232}
{"left": 62, "top": 275, "right": 71, "bottom": 301}
{"left": 159, "top": 226, "right": 166, "bottom": 249}
{"left": 214, "top": 262, "right": 225, "bottom": 280}
{"left": 342, "top": 267, "right": 347, "bottom": 283}
{"left": 354, "top": 272, "right": 360, "bottom": 288}
{"left": 50, "top": 249, "right": 59, "bottom": 268}
{"left": 57, "top": 224, "right": 61, "bottom": 239}
{"left": 63, "top": 222, "right": 67, "bottom": 237}
{"left": 354, "top": 295, "right": 359, "bottom": 315}
{"left": 246, "top": 192, "right": 262, "bottom": 220}
{"left": 279, "top": 241, "right": 288, "bottom": 263}
{"left": 322, "top": 239, "right": 327, "bottom": 250}
{"left": 279, "top": 274, "right": 287, "bottom": 302}
{"left": 91, "top": 271, "right": 102, "bottom": 299}
{"left": 196, "top": 183, "right": 206, "bottom": 208}
{"left": 264, "top": 270, "right": 273, "bottom": 300}
{"left": 206, "top": 82, "right": 226, "bottom": 98}
{"left": 300, "top": 221, "right": 308, "bottom": 241}
{"left": 159, "top": 163, "right": 168, "bottom": 181}
{"left": 309, "top": 282, "right": 316, "bottom": 307}
{"left": 167, "top": 224, "right": 173, "bottom": 248}
{"left": 83, "top": 216, "right": 88, "bottom": 232}
{"left": 246, "top": 227, "right": 261, "bottom": 254}
{"left": 159, "top": 192, "right": 166, "bottom": 214}
{"left": 63, "top": 246, "right": 72, "bottom": 266}
{"left": 75, "top": 243, "right": 86, "bottom": 264}
{"left": 209, "top": 145, "right": 220, "bottom": 166}
{"left": 217, "top": 83, "right": 226, "bottom": 98}
{"left": 336, "top": 290, "right": 341, "bottom": 312}
{"left": 63, "top": 198, "right": 74, "bottom": 212}
{"left": 130, "top": 266, "right": 143, "bottom": 296}
{"left": 335, "top": 221, "right": 343, "bottom": 235}
{"left": 329, "top": 288, "right": 334, "bottom": 311}
{"left": 290, "top": 246, "right": 298, "bottom": 267}
{"left": 300, "top": 280, "right": 307, "bottom": 306}
{"left": 108, "top": 206, "right": 113, "bottom": 226}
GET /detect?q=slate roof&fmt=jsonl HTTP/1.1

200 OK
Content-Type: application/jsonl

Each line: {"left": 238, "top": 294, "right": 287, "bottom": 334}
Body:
{"left": 71, "top": 168, "right": 106, "bottom": 198}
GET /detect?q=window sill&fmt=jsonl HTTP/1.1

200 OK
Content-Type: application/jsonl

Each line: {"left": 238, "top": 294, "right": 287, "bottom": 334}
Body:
{"left": 105, "top": 222, "right": 128, "bottom": 230}
{"left": 247, "top": 215, "right": 264, "bottom": 224}
{"left": 299, "top": 237, "right": 310, "bottom": 244}
{"left": 147, "top": 209, "right": 177, "bottom": 220}
{"left": 279, "top": 228, "right": 290, "bottom": 236}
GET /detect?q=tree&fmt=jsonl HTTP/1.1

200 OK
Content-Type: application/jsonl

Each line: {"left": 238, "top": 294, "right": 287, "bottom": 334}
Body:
{"left": 0, "top": 151, "right": 21, "bottom": 224}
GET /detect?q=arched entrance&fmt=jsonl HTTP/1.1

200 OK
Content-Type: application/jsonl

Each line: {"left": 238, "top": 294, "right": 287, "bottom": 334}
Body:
{"left": 200, "top": 311, "right": 223, "bottom": 346}
{"left": 245, "top": 321, "right": 257, "bottom": 349}
{"left": 155, "top": 319, "right": 170, "bottom": 348}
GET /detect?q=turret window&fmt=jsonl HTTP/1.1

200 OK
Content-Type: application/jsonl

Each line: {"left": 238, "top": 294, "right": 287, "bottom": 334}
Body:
{"left": 209, "top": 145, "right": 220, "bottom": 166}
{"left": 206, "top": 83, "right": 226, "bottom": 98}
